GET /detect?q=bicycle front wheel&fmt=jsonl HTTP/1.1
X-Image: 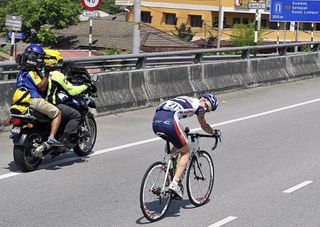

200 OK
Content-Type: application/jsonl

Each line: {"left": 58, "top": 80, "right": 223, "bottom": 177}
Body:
{"left": 140, "top": 161, "right": 172, "bottom": 222}
{"left": 186, "top": 150, "right": 214, "bottom": 207}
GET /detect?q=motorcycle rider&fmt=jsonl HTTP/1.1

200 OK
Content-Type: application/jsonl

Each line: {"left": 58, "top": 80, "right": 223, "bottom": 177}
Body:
{"left": 43, "top": 49, "right": 91, "bottom": 148}
{"left": 16, "top": 44, "right": 62, "bottom": 146}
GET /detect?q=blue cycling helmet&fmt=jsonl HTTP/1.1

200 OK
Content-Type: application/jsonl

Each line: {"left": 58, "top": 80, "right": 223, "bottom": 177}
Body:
{"left": 200, "top": 93, "right": 218, "bottom": 111}
{"left": 21, "top": 44, "right": 45, "bottom": 69}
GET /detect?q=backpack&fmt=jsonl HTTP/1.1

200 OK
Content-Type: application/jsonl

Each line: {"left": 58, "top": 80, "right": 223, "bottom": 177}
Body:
{"left": 10, "top": 87, "right": 31, "bottom": 115}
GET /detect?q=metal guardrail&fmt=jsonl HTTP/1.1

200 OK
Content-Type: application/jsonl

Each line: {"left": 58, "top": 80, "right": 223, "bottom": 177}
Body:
{"left": 0, "top": 41, "right": 319, "bottom": 79}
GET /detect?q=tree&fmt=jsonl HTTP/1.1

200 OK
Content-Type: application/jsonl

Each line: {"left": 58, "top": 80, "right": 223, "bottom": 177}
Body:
{"left": 0, "top": 0, "right": 81, "bottom": 44}
{"left": 37, "top": 25, "right": 57, "bottom": 45}
{"left": 230, "top": 23, "right": 263, "bottom": 47}
{"left": 100, "top": 0, "right": 120, "bottom": 14}
{"left": 174, "top": 23, "right": 195, "bottom": 42}
{"left": 0, "top": 0, "right": 9, "bottom": 7}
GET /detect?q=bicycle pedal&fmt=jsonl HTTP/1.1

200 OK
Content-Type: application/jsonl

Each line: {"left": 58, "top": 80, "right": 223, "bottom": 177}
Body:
{"left": 171, "top": 192, "right": 183, "bottom": 200}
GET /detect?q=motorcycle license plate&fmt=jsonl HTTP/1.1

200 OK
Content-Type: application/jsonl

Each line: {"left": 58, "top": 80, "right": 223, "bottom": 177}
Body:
{"left": 11, "top": 127, "right": 21, "bottom": 134}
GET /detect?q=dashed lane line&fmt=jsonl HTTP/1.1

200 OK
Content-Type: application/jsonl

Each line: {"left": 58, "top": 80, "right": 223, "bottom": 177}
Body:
{"left": 208, "top": 216, "right": 238, "bottom": 227}
{"left": 283, "top": 181, "right": 313, "bottom": 193}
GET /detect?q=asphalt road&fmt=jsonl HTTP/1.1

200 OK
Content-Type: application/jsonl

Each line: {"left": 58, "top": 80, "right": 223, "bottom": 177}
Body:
{"left": 1, "top": 77, "right": 320, "bottom": 227}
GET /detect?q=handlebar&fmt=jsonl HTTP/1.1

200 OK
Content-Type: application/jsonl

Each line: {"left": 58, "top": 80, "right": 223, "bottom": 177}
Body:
{"left": 185, "top": 127, "right": 222, "bottom": 151}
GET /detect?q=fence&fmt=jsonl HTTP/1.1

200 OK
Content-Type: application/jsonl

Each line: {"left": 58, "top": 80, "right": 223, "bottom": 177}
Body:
{"left": 0, "top": 41, "right": 319, "bottom": 79}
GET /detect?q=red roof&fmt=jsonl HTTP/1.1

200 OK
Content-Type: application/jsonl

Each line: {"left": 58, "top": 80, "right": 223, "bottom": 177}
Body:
{"left": 59, "top": 50, "right": 96, "bottom": 58}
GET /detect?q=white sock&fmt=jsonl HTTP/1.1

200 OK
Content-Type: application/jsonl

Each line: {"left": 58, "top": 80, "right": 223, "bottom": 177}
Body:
{"left": 173, "top": 176, "right": 180, "bottom": 183}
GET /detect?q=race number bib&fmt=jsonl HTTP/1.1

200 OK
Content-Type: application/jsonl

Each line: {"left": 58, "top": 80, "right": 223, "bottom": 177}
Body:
{"left": 162, "top": 100, "right": 183, "bottom": 112}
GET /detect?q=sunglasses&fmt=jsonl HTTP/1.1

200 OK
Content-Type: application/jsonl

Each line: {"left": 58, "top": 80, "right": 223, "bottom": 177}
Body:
{"left": 205, "top": 101, "right": 211, "bottom": 112}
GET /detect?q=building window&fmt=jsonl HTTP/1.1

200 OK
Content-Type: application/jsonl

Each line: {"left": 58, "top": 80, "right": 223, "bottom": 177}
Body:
{"left": 164, "top": 13, "right": 176, "bottom": 25}
{"left": 316, "top": 23, "right": 320, "bottom": 31}
{"left": 224, "top": 17, "right": 228, "bottom": 27}
{"left": 261, "top": 19, "right": 267, "bottom": 28}
{"left": 213, "top": 17, "right": 219, "bottom": 28}
{"left": 232, "top": 18, "right": 241, "bottom": 25}
{"left": 269, "top": 22, "right": 277, "bottom": 29}
{"left": 141, "top": 11, "right": 152, "bottom": 23}
{"left": 189, "top": 15, "right": 203, "bottom": 27}
{"left": 285, "top": 22, "right": 290, "bottom": 30}
{"left": 303, "top": 23, "right": 311, "bottom": 31}
{"left": 243, "top": 18, "right": 249, "bottom": 24}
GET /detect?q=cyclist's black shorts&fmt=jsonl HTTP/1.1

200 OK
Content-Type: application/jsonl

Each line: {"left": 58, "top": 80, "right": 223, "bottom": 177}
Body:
{"left": 152, "top": 110, "right": 187, "bottom": 149}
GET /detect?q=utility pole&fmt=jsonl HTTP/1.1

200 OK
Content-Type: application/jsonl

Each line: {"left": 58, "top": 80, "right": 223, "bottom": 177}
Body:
{"left": 133, "top": 0, "right": 141, "bottom": 54}
{"left": 88, "top": 16, "right": 93, "bottom": 57}
{"left": 217, "top": 0, "right": 222, "bottom": 50}
{"left": 254, "top": 9, "right": 259, "bottom": 46}
{"left": 294, "top": 22, "right": 299, "bottom": 52}
{"left": 311, "top": 22, "right": 314, "bottom": 48}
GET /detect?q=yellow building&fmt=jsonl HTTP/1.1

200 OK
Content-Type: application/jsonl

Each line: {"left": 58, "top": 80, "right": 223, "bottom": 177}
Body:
{"left": 115, "top": 0, "right": 320, "bottom": 43}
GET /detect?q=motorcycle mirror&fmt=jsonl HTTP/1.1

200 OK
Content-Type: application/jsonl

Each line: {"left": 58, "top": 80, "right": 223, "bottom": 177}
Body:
{"left": 91, "top": 74, "right": 98, "bottom": 82}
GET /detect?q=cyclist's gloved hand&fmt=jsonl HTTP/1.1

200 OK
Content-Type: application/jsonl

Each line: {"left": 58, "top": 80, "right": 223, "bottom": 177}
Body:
{"left": 213, "top": 129, "right": 222, "bottom": 138}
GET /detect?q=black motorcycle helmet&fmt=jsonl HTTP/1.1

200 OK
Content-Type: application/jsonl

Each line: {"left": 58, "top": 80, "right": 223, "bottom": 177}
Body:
{"left": 19, "top": 44, "right": 45, "bottom": 70}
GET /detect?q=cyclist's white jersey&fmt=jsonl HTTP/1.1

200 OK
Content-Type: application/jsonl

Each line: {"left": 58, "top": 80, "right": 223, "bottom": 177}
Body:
{"left": 156, "top": 96, "right": 205, "bottom": 119}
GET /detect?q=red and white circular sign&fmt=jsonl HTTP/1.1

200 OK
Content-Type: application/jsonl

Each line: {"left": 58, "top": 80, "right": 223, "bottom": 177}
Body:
{"left": 81, "top": 0, "right": 102, "bottom": 11}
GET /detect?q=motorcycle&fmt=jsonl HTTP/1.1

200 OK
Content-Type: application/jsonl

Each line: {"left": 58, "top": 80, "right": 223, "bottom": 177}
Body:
{"left": 9, "top": 64, "right": 98, "bottom": 172}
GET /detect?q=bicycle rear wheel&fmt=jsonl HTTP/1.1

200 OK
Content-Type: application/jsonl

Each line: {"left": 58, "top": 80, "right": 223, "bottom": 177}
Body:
{"left": 186, "top": 150, "right": 214, "bottom": 207}
{"left": 140, "top": 161, "right": 172, "bottom": 222}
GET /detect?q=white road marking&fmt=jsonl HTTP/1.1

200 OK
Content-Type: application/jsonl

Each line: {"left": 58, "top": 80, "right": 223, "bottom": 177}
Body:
{"left": 1, "top": 98, "right": 320, "bottom": 180}
{"left": 0, "top": 172, "right": 22, "bottom": 180}
{"left": 283, "top": 181, "right": 313, "bottom": 193}
{"left": 90, "top": 138, "right": 160, "bottom": 156}
{"left": 208, "top": 216, "right": 238, "bottom": 227}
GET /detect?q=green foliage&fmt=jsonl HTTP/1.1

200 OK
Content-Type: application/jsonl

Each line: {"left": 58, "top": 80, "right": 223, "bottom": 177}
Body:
{"left": 0, "top": 0, "right": 81, "bottom": 44}
{"left": 175, "top": 23, "right": 195, "bottom": 42}
{"left": 37, "top": 25, "right": 57, "bottom": 45}
{"left": 207, "top": 31, "right": 217, "bottom": 45}
{"left": 230, "top": 23, "right": 263, "bottom": 47}
{"left": 103, "top": 45, "right": 126, "bottom": 55}
{"left": 100, "top": 0, "right": 120, "bottom": 14}
{"left": 0, "top": 0, "right": 9, "bottom": 7}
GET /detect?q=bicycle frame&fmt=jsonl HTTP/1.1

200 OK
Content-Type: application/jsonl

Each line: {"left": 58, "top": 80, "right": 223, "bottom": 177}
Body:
{"left": 160, "top": 134, "right": 203, "bottom": 187}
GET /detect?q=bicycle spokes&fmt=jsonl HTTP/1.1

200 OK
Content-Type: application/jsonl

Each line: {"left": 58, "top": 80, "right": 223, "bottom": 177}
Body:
{"left": 193, "top": 154, "right": 208, "bottom": 180}
{"left": 186, "top": 151, "right": 214, "bottom": 207}
{"left": 140, "top": 162, "right": 172, "bottom": 222}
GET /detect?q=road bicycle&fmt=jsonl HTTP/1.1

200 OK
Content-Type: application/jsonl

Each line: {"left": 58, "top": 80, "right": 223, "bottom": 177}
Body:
{"left": 139, "top": 127, "right": 221, "bottom": 222}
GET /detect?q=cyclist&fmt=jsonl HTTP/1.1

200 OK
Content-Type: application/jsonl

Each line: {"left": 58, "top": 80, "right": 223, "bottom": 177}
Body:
{"left": 16, "top": 44, "right": 62, "bottom": 146}
{"left": 152, "top": 93, "right": 219, "bottom": 199}
{"left": 43, "top": 49, "right": 90, "bottom": 148}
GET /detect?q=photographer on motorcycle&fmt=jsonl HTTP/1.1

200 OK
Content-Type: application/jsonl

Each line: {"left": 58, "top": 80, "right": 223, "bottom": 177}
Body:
{"left": 16, "top": 44, "right": 62, "bottom": 146}
{"left": 43, "top": 49, "right": 93, "bottom": 148}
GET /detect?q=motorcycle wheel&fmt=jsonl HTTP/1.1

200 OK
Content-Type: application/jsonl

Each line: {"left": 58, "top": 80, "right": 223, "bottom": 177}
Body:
{"left": 13, "top": 145, "right": 41, "bottom": 172}
{"left": 74, "top": 114, "right": 97, "bottom": 157}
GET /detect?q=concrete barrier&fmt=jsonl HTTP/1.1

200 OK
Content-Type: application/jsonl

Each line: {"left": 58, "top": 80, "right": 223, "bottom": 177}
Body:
{"left": 1, "top": 52, "right": 320, "bottom": 128}
{"left": 286, "top": 53, "right": 320, "bottom": 79}
{"left": 0, "top": 81, "right": 15, "bottom": 129}
{"left": 250, "top": 56, "right": 289, "bottom": 84}
{"left": 95, "top": 71, "right": 138, "bottom": 112}
{"left": 144, "top": 65, "right": 194, "bottom": 103}
{"left": 203, "top": 60, "right": 254, "bottom": 92}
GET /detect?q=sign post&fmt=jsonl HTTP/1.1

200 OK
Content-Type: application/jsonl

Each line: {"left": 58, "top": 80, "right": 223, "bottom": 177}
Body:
{"left": 5, "top": 15, "right": 22, "bottom": 60}
{"left": 81, "top": 0, "right": 102, "bottom": 56}
{"left": 247, "top": 1, "right": 265, "bottom": 52}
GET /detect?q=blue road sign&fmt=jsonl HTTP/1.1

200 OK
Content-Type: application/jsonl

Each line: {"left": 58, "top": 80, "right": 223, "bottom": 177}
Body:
{"left": 6, "top": 32, "right": 26, "bottom": 41}
{"left": 270, "top": 0, "right": 320, "bottom": 22}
